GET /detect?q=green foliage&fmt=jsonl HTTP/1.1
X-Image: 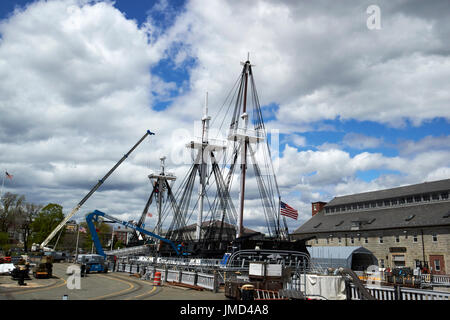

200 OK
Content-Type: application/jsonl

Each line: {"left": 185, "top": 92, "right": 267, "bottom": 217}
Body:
{"left": 0, "top": 232, "right": 8, "bottom": 246}
{"left": 30, "top": 203, "right": 65, "bottom": 246}
{"left": 80, "top": 219, "right": 112, "bottom": 252}
{"left": 114, "top": 239, "right": 124, "bottom": 250}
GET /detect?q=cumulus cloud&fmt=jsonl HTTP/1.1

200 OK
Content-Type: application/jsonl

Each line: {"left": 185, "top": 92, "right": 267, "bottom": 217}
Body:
{"left": 1, "top": 0, "right": 449, "bottom": 235}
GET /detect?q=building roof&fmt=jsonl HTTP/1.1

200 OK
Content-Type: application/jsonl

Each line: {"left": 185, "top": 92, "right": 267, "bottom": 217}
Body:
{"left": 325, "top": 178, "right": 450, "bottom": 207}
{"left": 293, "top": 179, "right": 450, "bottom": 236}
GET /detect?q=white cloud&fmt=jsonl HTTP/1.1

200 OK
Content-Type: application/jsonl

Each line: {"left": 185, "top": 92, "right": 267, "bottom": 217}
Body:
{"left": 343, "top": 133, "right": 384, "bottom": 149}
{"left": 1, "top": 0, "right": 449, "bottom": 236}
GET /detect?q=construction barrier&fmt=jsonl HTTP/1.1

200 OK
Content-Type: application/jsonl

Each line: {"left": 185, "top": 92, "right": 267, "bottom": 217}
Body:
{"left": 154, "top": 272, "right": 161, "bottom": 286}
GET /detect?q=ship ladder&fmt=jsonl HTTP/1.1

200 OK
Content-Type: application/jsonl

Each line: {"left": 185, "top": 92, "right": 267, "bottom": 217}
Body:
{"left": 254, "top": 289, "right": 287, "bottom": 300}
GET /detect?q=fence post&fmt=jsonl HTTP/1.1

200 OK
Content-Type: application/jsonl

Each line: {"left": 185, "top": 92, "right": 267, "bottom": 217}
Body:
{"left": 394, "top": 285, "right": 402, "bottom": 301}
{"left": 213, "top": 271, "right": 218, "bottom": 293}
{"left": 345, "top": 280, "right": 352, "bottom": 300}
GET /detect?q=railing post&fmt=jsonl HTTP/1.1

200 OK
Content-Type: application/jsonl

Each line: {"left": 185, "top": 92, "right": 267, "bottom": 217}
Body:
{"left": 394, "top": 285, "right": 402, "bottom": 301}
{"left": 345, "top": 280, "right": 352, "bottom": 300}
{"left": 213, "top": 271, "right": 218, "bottom": 293}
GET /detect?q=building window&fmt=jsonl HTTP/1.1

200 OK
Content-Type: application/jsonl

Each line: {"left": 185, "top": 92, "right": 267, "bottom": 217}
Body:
{"left": 350, "top": 236, "right": 354, "bottom": 244}
{"left": 358, "top": 203, "right": 364, "bottom": 209}
{"left": 384, "top": 200, "right": 391, "bottom": 206}
{"left": 395, "top": 235, "right": 400, "bottom": 243}
{"left": 391, "top": 199, "right": 398, "bottom": 205}
{"left": 325, "top": 208, "right": 330, "bottom": 214}
{"left": 352, "top": 204, "right": 357, "bottom": 210}
{"left": 399, "top": 198, "right": 405, "bottom": 204}
{"left": 380, "top": 259, "right": 385, "bottom": 268}
{"left": 315, "top": 238, "right": 319, "bottom": 244}
{"left": 341, "top": 206, "right": 346, "bottom": 212}
{"left": 371, "top": 202, "right": 376, "bottom": 208}
{"left": 413, "top": 235, "right": 418, "bottom": 243}
{"left": 432, "top": 193, "right": 439, "bottom": 200}
{"left": 379, "top": 236, "right": 383, "bottom": 244}
{"left": 432, "top": 234, "right": 438, "bottom": 242}
{"left": 364, "top": 237, "right": 368, "bottom": 244}
{"left": 377, "top": 201, "right": 383, "bottom": 207}
{"left": 338, "top": 237, "right": 341, "bottom": 244}
{"left": 364, "top": 203, "right": 370, "bottom": 209}
{"left": 393, "top": 255, "right": 406, "bottom": 267}
{"left": 406, "top": 197, "right": 413, "bottom": 203}
{"left": 441, "top": 192, "right": 449, "bottom": 200}
{"left": 434, "top": 260, "right": 441, "bottom": 272}
{"left": 423, "top": 194, "right": 430, "bottom": 201}
{"left": 414, "top": 195, "right": 422, "bottom": 202}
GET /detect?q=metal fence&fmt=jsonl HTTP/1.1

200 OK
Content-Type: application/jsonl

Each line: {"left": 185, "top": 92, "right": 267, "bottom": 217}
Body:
{"left": 350, "top": 284, "right": 450, "bottom": 300}
{"left": 114, "top": 263, "right": 219, "bottom": 291}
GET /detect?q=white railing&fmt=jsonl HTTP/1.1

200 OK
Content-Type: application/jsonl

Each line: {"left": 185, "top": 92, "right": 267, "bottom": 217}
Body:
{"left": 421, "top": 274, "right": 450, "bottom": 285}
{"left": 197, "top": 273, "right": 216, "bottom": 291}
{"left": 350, "top": 284, "right": 450, "bottom": 300}
{"left": 181, "top": 271, "right": 196, "bottom": 286}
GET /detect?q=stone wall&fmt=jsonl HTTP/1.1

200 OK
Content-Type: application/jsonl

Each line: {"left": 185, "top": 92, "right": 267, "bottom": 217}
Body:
{"left": 297, "top": 226, "right": 450, "bottom": 274}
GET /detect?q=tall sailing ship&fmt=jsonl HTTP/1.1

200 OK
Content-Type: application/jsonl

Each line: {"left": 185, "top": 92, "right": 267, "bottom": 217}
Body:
{"left": 133, "top": 58, "right": 307, "bottom": 258}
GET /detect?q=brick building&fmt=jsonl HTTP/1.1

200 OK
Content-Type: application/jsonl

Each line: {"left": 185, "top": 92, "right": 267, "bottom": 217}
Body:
{"left": 292, "top": 178, "right": 450, "bottom": 274}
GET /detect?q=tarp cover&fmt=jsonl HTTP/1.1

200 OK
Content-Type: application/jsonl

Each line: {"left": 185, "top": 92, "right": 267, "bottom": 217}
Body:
{"left": 0, "top": 263, "right": 15, "bottom": 274}
{"left": 305, "top": 274, "right": 346, "bottom": 300}
{"left": 307, "top": 246, "right": 377, "bottom": 270}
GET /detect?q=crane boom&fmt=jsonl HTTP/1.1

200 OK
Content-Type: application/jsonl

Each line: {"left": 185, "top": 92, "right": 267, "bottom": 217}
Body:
{"left": 85, "top": 209, "right": 184, "bottom": 256}
{"left": 38, "top": 130, "right": 155, "bottom": 250}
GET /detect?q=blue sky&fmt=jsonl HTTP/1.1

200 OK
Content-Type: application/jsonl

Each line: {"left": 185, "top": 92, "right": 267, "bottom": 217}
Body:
{"left": 0, "top": 0, "right": 449, "bottom": 233}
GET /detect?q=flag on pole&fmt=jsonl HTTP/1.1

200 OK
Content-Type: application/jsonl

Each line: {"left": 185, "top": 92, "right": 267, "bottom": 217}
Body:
{"left": 5, "top": 171, "right": 13, "bottom": 180}
{"left": 79, "top": 226, "right": 87, "bottom": 233}
{"left": 147, "top": 212, "right": 153, "bottom": 218}
{"left": 280, "top": 201, "right": 298, "bottom": 220}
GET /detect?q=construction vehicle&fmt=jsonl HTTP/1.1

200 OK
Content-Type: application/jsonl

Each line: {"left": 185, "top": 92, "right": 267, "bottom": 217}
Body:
{"left": 76, "top": 254, "right": 108, "bottom": 274}
{"left": 32, "top": 256, "right": 53, "bottom": 279}
{"left": 31, "top": 130, "right": 156, "bottom": 252}
{"left": 85, "top": 209, "right": 189, "bottom": 257}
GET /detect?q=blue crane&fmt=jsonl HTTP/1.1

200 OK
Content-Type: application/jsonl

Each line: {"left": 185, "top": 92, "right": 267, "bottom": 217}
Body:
{"left": 85, "top": 209, "right": 187, "bottom": 257}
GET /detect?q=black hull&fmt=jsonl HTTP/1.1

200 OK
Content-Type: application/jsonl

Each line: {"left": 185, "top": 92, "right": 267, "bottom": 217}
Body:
{"left": 156, "top": 238, "right": 308, "bottom": 258}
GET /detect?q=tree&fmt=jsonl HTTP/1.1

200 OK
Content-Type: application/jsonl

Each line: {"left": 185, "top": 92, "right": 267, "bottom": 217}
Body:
{"left": 30, "top": 203, "right": 65, "bottom": 248}
{"left": 79, "top": 218, "right": 112, "bottom": 253}
{"left": 0, "top": 192, "right": 25, "bottom": 233}
{"left": 0, "top": 232, "right": 9, "bottom": 252}
{"left": 15, "top": 203, "right": 42, "bottom": 252}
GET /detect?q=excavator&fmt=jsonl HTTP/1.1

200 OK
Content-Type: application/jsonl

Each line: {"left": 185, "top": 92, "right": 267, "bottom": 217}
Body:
{"left": 31, "top": 130, "right": 155, "bottom": 253}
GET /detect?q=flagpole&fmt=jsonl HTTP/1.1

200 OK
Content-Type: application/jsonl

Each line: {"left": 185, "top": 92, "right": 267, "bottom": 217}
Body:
{"left": 0, "top": 173, "right": 5, "bottom": 200}
{"left": 110, "top": 227, "right": 114, "bottom": 251}
{"left": 75, "top": 224, "right": 80, "bottom": 263}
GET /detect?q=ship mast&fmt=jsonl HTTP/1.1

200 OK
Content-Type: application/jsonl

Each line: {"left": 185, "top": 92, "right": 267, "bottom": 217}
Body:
{"left": 196, "top": 92, "right": 210, "bottom": 240}
{"left": 148, "top": 156, "right": 176, "bottom": 236}
{"left": 226, "top": 55, "right": 288, "bottom": 240}
{"left": 238, "top": 60, "right": 250, "bottom": 238}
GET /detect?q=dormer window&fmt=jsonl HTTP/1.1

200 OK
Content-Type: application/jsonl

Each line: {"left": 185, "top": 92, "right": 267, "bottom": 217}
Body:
{"left": 351, "top": 221, "right": 361, "bottom": 230}
{"left": 335, "top": 220, "right": 344, "bottom": 227}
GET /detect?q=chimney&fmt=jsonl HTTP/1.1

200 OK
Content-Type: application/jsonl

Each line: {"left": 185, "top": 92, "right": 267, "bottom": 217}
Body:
{"left": 312, "top": 202, "right": 327, "bottom": 216}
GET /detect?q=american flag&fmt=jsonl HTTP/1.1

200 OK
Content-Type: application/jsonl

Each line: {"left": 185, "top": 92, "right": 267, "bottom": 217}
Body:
{"left": 5, "top": 171, "right": 13, "bottom": 180}
{"left": 280, "top": 201, "right": 298, "bottom": 220}
{"left": 147, "top": 212, "right": 153, "bottom": 218}
{"left": 79, "top": 226, "right": 87, "bottom": 233}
